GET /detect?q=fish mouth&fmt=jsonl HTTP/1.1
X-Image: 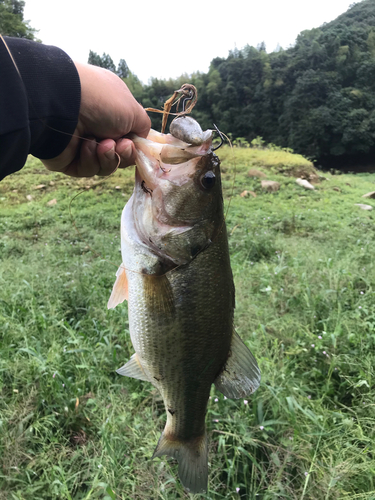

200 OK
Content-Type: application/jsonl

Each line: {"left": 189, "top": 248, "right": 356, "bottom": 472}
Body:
{"left": 131, "top": 127, "right": 213, "bottom": 192}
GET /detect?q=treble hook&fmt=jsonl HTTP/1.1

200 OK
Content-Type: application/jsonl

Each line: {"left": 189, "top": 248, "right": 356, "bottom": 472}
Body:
{"left": 212, "top": 124, "right": 224, "bottom": 151}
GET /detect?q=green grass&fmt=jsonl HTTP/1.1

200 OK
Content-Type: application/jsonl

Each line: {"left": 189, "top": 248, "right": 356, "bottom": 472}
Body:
{"left": 1, "top": 150, "right": 375, "bottom": 499}
{"left": 219, "top": 144, "right": 316, "bottom": 179}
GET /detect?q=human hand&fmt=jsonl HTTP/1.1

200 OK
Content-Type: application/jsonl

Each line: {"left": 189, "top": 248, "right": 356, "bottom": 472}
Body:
{"left": 42, "top": 62, "right": 151, "bottom": 177}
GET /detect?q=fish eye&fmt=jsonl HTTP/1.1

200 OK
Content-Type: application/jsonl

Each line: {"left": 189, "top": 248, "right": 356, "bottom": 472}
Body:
{"left": 201, "top": 170, "right": 216, "bottom": 189}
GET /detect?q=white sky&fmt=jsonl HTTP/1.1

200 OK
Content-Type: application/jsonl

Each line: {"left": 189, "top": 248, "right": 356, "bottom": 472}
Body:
{"left": 24, "top": 0, "right": 354, "bottom": 85}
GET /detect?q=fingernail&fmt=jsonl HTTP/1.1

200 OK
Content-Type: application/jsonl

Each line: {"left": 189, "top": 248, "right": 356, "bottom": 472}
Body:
{"left": 104, "top": 147, "right": 115, "bottom": 160}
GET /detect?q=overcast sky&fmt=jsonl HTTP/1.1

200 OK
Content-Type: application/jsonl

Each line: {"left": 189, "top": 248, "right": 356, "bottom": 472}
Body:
{"left": 24, "top": 0, "right": 355, "bottom": 84}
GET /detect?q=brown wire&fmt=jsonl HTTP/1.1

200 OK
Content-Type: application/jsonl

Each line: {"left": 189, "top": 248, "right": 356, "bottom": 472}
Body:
{"left": 145, "top": 84, "right": 198, "bottom": 133}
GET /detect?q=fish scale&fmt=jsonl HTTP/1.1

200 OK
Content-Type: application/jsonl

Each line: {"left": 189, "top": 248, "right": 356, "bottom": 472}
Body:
{"left": 127, "top": 234, "right": 232, "bottom": 440}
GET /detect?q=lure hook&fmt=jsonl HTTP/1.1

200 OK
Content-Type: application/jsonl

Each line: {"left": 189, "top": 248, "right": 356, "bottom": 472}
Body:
{"left": 212, "top": 124, "right": 224, "bottom": 151}
{"left": 182, "top": 90, "right": 194, "bottom": 112}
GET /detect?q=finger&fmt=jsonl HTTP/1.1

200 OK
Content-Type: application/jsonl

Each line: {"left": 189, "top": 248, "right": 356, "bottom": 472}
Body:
{"left": 131, "top": 103, "right": 151, "bottom": 138}
{"left": 115, "top": 138, "right": 137, "bottom": 168}
{"left": 60, "top": 138, "right": 101, "bottom": 177}
{"left": 96, "top": 139, "right": 121, "bottom": 176}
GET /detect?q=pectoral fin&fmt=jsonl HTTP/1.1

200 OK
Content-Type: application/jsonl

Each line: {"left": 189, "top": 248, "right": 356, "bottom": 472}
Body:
{"left": 107, "top": 265, "right": 128, "bottom": 309}
{"left": 116, "top": 353, "right": 149, "bottom": 382}
{"left": 142, "top": 273, "right": 175, "bottom": 316}
{"left": 214, "top": 330, "right": 261, "bottom": 399}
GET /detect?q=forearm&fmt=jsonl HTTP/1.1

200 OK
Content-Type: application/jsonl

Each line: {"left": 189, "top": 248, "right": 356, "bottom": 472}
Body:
{"left": 0, "top": 37, "right": 81, "bottom": 180}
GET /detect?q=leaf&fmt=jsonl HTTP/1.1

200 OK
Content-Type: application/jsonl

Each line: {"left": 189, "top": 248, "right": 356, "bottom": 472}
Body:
{"left": 257, "top": 400, "right": 264, "bottom": 424}
{"left": 18, "top": 348, "right": 45, "bottom": 363}
{"left": 64, "top": 348, "right": 90, "bottom": 354}
{"left": 261, "top": 419, "right": 289, "bottom": 426}
{"left": 106, "top": 486, "right": 116, "bottom": 500}
{"left": 270, "top": 452, "right": 281, "bottom": 467}
{"left": 286, "top": 396, "right": 295, "bottom": 417}
{"left": 354, "top": 380, "right": 370, "bottom": 388}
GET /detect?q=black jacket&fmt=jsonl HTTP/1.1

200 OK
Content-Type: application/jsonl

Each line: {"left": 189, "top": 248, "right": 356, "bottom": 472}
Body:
{"left": 0, "top": 37, "right": 81, "bottom": 180}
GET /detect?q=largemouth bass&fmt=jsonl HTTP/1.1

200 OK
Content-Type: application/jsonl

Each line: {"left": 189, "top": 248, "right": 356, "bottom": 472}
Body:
{"left": 108, "top": 115, "right": 260, "bottom": 493}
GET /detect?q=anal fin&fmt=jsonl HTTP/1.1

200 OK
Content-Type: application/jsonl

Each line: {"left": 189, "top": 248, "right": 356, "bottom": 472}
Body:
{"left": 214, "top": 330, "right": 261, "bottom": 399}
{"left": 152, "top": 430, "right": 208, "bottom": 494}
{"left": 107, "top": 265, "right": 128, "bottom": 309}
{"left": 116, "top": 353, "right": 149, "bottom": 382}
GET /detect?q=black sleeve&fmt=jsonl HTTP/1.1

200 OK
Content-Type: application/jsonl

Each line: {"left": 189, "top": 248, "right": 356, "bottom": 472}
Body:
{"left": 0, "top": 37, "right": 81, "bottom": 181}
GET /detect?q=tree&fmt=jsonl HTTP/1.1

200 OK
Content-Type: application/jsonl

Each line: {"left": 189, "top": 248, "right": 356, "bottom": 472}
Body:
{"left": 117, "top": 58, "right": 129, "bottom": 79}
{"left": 100, "top": 53, "right": 116, "bottom": 73}
{"left": 0, "top": 0, "right": 37, "bottom": 39}
{"left": 87, "top": 50, "right": 116, "bottom": 73}
{"left": 87, "top": 50, "right": 102, "bottom": 67}
{"left": 257, "top": 41, "right": 266, "bottom": 52}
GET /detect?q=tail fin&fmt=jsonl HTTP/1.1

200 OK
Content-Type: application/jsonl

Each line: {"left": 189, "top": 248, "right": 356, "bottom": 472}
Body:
{"left": 152, "top": 431, "right": 208, "bottom": 494}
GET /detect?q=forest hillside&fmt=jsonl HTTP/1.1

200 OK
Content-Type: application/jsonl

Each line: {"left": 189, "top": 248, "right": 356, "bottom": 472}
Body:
{"left": 123, "top": 0, "right": 375, "bottom": 170}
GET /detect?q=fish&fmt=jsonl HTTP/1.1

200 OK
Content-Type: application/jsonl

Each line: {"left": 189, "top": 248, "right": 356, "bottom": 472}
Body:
{"left": 107, "top": 114, "right": 261, "bottom": 493}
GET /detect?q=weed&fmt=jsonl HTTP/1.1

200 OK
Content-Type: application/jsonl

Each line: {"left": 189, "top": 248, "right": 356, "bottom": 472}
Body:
{"left": 1, "top": 152, "right": 375, "bottom": 498}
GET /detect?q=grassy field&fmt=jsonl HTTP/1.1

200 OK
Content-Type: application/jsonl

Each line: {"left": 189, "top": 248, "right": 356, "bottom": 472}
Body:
{"left": 1, "top": 146, "right": 375, "bottom": 500}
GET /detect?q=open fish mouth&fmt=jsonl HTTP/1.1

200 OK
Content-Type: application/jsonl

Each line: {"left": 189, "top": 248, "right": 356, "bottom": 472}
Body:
{"left": 131, "top": 116, "right": 214, "bottom": 192}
